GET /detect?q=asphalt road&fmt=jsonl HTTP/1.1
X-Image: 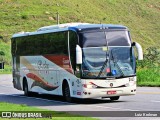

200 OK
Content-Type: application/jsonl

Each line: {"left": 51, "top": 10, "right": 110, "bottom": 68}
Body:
{"left": 0, "top": 74, "right": 160, "bottom": 120}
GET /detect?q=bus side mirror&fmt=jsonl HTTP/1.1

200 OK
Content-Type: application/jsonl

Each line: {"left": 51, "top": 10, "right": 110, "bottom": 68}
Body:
{"left": 76, "top": 45, "right": 82, "bottom": 64}
{"left": 132, "top": 42, "right": 143, "bottom": 60}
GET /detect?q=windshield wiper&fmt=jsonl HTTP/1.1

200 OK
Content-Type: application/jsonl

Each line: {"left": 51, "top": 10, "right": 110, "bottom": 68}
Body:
{"left": 110, "top": 49, "right": 124, "bottom": 77}
{"left": 97, "top": 31, "right": 110, "bottom": 79}
{"left": 96, "top": 52, "right": 109, "bottom": 78}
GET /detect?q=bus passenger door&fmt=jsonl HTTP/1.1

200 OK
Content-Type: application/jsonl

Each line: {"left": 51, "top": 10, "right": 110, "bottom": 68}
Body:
{"left": 49, "top": 70, "right": 59, "bottom": 94}
{"left": 56, "top": 70, "right": 60, "bottom": 94}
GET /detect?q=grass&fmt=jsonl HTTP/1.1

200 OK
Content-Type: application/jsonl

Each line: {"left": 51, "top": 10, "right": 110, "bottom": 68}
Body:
{"left": 0, "top": 65, "right": 12, "bottom": 74}
{"left": 0, "top": 0, "right": 159, "bottom": 86}
{"left": 137, "top": 67, "right": 160, "bottom": 87}
{"left": 0, "top": 0, "right": 159, "bottom": 58}
{"left": 0, "top": 102, "right": 97, "bottom": 120}
{"left": 1, "top": 0, "right": 159, "bottom": 48}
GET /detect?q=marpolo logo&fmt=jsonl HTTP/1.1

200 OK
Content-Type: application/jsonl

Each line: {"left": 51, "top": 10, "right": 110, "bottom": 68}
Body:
{"left": 110, "top": 83, "right": 113, "bottom": 87}
{"left": 37, "top": 60, "right": 49, "bottom": 69}
{"left": 2, "top": 112, "right": 11, "bottom": 118}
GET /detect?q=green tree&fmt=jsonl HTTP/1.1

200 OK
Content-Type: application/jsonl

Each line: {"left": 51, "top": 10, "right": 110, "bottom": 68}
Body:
{"left": 0, "top": 51, "right": 5, "bottom": 62}
{"left": 137, "top": 47, "right": 160, "bottom": 68}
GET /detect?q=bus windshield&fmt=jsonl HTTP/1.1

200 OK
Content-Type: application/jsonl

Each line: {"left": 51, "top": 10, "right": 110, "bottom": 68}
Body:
{"left": 81, "top": 31, "right": 136, "bottom": 79}
{"left": 82, "top": 47, "right": 135, "bottom": 79}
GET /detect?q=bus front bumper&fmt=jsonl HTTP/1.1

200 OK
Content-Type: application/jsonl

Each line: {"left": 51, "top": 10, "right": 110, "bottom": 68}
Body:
{"left": 75, "top": 86, "right": 136, "bottom": 99}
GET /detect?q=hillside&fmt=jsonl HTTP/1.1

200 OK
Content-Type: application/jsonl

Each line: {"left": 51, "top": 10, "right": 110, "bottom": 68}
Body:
{"left": 0, "top": 0, "right": 160, "bottom": 65}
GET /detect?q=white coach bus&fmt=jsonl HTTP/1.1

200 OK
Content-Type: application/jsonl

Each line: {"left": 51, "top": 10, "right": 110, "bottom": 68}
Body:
{"left": 11, "top": 23, "right": 143, "bottom": 102}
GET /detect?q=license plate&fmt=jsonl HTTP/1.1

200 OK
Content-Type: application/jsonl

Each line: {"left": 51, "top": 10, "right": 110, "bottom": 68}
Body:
{"left": 107, "top": 91, "right": 116, "bottom": 95}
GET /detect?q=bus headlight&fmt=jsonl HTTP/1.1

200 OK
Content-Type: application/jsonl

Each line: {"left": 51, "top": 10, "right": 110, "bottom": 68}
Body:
{"left": 129, "top": 77, "right": 134, "bottom": 81}
{"left": 82, "top": 83, "right": 98, "bottom": 89}
{"left": 129, "top": 81, "right": 136, "bottom": 86}
{"left": 125, "top": 83, "right": 130, "bottom": 87}
{"left": 125, "top": 77, "right": 136, "bottom": 87}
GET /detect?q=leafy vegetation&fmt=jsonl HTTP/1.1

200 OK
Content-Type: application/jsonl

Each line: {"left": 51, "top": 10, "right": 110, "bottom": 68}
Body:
{"left": 0, "top": 41, "right": 11, "bottom": 65}
{"left": 0, "top": 0, "right": 160, "bottom": 64}
{"left": 137, "top": 47, "right": 160, "bottom": 86}
{"left": 0, "top": 65, "right": 11, "bottom": 74}
{"left": 137, "top": 47, "right": 160, "bottom": 67}
{"left": 137, "top": 68, "right": 160, "bottom": 86}
{"left": 0, "top": 0, "right": 159, "bottom": 85}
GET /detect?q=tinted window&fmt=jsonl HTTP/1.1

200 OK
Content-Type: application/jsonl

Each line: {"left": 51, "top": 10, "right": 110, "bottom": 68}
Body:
{"left": 80, "top": 30, "right": 131, "bottom": 48}
{"left": 14, "top": 31, "right": 68, "bottom": 56}
{"left": 80, "top": 32, "right": 106, "bottom": 47}
{"left": 107, "top": 31, "right": 130, "bottom": 46}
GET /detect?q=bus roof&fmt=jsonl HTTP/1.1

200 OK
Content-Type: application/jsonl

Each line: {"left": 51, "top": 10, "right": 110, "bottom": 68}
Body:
{"left": 12, "top": 23, "right": 128, "bottom": 38}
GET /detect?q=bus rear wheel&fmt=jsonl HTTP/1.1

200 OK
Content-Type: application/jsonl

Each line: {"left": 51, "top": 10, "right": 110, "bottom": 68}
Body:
{"left": 63, "top": 83, "right": 72, "bottom": 102}
{"left": 110, "top": 96, "right": 120, "bottom": 101}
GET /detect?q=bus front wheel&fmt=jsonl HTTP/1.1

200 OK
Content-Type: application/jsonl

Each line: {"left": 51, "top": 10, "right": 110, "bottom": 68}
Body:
{"left": 24, "top": 80, "right": 29, "bottom": 96}
{"left": 110, "top": 96, "right": 120, "bottom": 101}
{"left": 63, "top": 83, "right": 72, "bottom": 102}
{"left": 23, "top": 78, "right": 32, "bottom": 96}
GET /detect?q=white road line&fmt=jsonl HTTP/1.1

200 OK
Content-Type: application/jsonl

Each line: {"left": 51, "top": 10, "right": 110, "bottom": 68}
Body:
{"left": 0, "top": 85, "right": 13, "bottom": 88}
{"left": 12, "top": 95, "right": 71, "bottom": 104}
{"left": 87, "top": 105, "right": 140, "bottom": 111}
{"left": 0, "top": 93, "right": 22, "bottom": 96}
{"left": 0, "top": 93, "right": 8, "bottom": 95}
{"left": 0, "top": 93, "right": 74, "bottom": 105}
{"left": 0, "top": 92, "right": 140, "bottom": 111}
{"left": 151, "top": 100, "right": 160, "bottom": 103}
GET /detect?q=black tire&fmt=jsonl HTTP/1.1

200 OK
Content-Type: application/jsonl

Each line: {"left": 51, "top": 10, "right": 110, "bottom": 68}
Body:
{"left": 23, "top": 80, "right": 29, "bottom": 96}
{"left": 23, "top": 79, "right": 31, "bottom": 96}
{"left": 110, "top": 96, "right": 120, "bottom": 101}
{"left": 63, "top": 83, "right": 72, "bottom": 102}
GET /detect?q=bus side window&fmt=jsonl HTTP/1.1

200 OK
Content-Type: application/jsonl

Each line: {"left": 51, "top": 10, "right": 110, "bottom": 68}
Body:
{"left": 44, "top": 32, "right": 68, "bottom": 55}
